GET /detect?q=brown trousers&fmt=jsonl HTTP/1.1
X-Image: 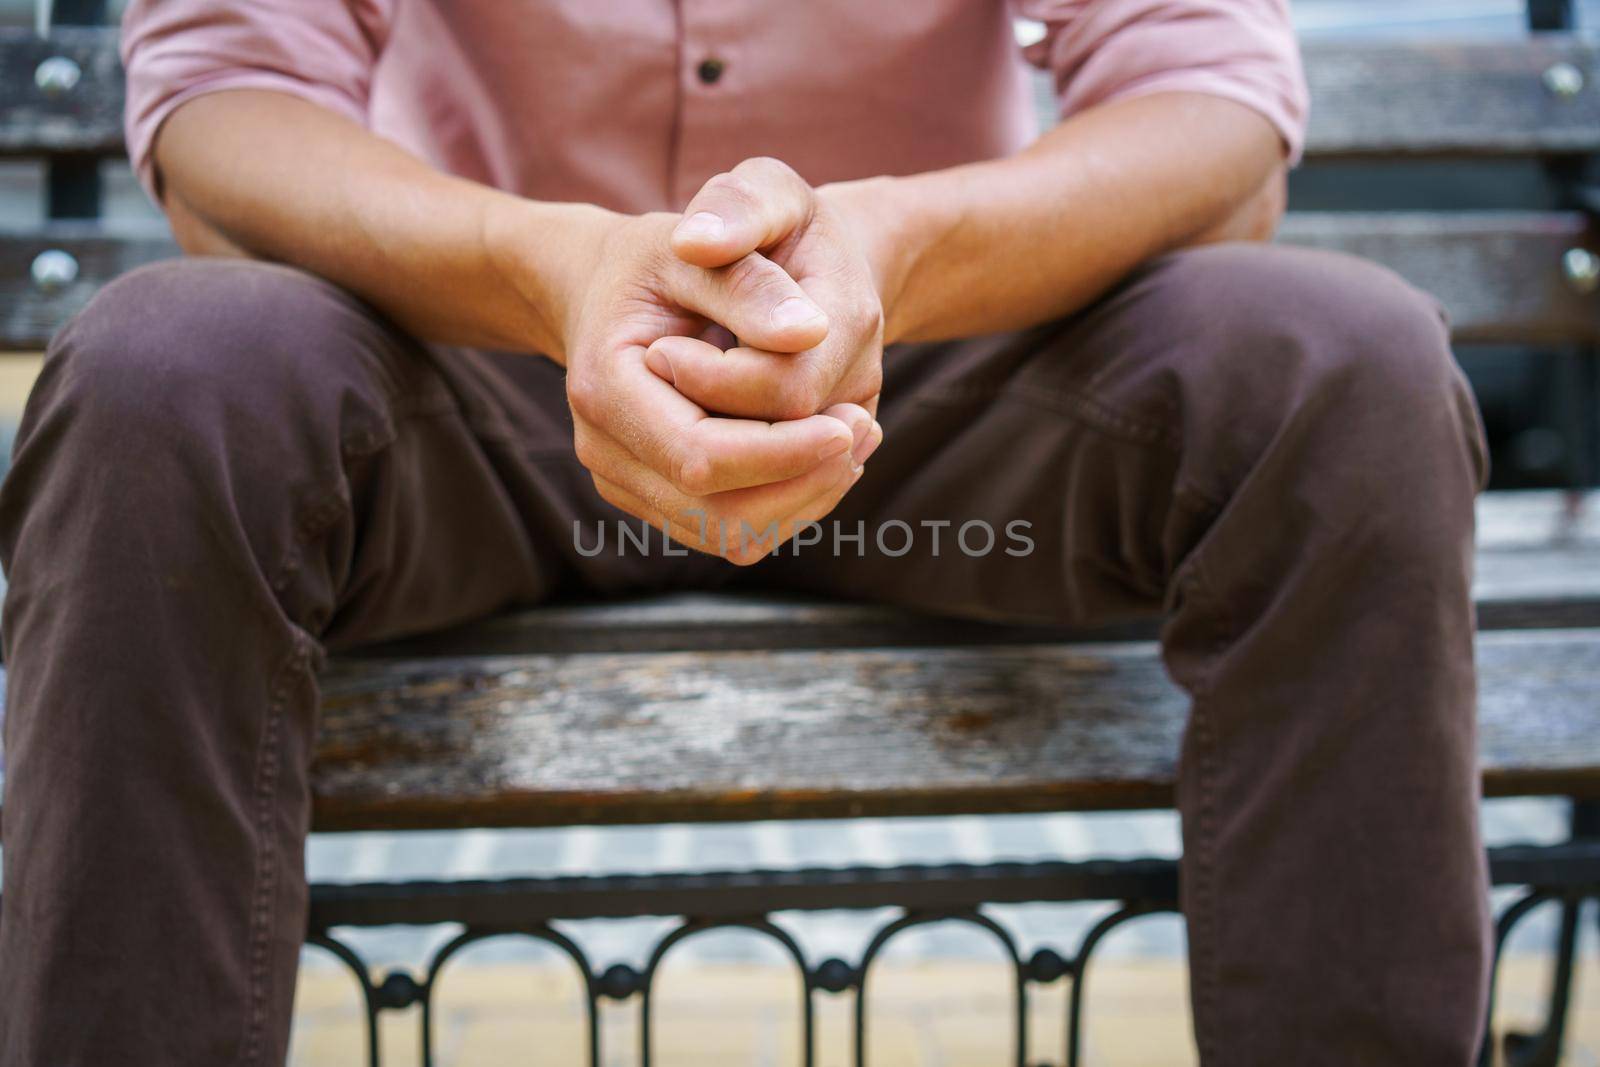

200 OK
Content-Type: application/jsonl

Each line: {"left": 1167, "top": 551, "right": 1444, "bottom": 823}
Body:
{"left": 0, "top": 243, "right": 1491, "bottom": 1065}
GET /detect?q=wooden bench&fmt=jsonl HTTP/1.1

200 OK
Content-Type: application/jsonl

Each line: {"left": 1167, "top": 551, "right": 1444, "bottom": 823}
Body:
{"left": 2, "top": 5, "right": 1599, "bottom": 1066}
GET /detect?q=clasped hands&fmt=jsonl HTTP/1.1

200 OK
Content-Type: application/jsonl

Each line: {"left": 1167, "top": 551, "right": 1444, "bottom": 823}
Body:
{"left": 562, "top": 158, "right": 886, "bottom": 565}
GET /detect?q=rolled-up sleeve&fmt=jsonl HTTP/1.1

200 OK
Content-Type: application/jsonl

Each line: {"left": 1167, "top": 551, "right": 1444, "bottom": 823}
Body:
{"left": 1013, "top": 0, "right": 1308, "bottom": 163}
{"left": 121, "top": 0, "right": 393, "bottom": 200}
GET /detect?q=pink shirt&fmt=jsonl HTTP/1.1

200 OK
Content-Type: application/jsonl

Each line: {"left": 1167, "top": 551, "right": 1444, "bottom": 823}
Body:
{"left": 121, "top": 1, "right": 1307, "bottom": 214}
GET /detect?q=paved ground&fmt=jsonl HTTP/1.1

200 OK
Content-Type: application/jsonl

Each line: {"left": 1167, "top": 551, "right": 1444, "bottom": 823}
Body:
{"left": 292, "top": 958, "right": 1201, "bottom": 1067}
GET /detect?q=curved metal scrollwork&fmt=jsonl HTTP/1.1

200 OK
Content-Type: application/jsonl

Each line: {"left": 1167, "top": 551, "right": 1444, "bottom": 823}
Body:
{"left": 305, "top": 931, "right": 386, "bottom": 1067}
{"left": 1477, "top": 889, "right": 1595, "bottom": 1067}
{"left": 289, "top": 840, "right": 1597, "bottom": 1067}
{"left": 1065, "top": 903, "right": 1176, "bottom": 1067}
{"left": 420, "top": 924, "right": 601, "bottom": 1067}
{"left": 853, "top": 909, "right": 1029, "bottom": 1067}
{"left": 637, "top": 917, "right": 814, "bottom": 1067}
{"left": 1480, "top": 889, "right": 1556, "bottom": 1067}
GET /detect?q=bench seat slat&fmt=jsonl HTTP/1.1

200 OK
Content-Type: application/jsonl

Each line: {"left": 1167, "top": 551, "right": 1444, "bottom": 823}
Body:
{"left": 3, "top": 630, "right": 1595, "bottom": 830}
{"left": 0, "top": 491, "right": 1592, "bottom": 830}
{"left": 301, "top": 627, "right": 1600, "bottom": 831}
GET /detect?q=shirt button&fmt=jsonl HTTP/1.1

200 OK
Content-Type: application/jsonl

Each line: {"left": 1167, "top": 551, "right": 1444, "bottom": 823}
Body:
{"left": 697, "top": 58, "right": 726, "bottom": 85}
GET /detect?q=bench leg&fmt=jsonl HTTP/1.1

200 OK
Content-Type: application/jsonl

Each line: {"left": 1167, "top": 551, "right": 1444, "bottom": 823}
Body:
{"left": 1554, "top": 350, "right": 1600, "bottom": 492}
{"left": 1501, "top": 897, "right": 1583, "bottom": 1067}
{"left": 1494, "top": 800, "right": 1598, "bottom": 1067}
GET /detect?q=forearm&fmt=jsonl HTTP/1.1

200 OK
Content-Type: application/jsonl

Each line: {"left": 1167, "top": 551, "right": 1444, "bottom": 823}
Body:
{"left": 828, "top": 92, "right": 1286, "bottom": 345}
{"left": 155, "top": 89, "right": 611, "bottom": 362}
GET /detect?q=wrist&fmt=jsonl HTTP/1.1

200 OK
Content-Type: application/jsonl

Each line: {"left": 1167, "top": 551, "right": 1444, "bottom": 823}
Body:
{"left": 482, "top": 196, "right": 622, "bottom": 365}
{"left": 819, "top": 175, "right": 937, "bottom": 346}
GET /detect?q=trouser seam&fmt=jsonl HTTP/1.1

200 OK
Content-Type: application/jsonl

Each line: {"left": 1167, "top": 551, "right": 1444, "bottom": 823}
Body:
{"left": 245, "top": 405, "right": 444, "bottom": 1062}
{"left": 239, "top": 631, "right": 316, "bottom": 1067}
{"left": 1173, "top": 553, "right": 1237, "bottom": 1066}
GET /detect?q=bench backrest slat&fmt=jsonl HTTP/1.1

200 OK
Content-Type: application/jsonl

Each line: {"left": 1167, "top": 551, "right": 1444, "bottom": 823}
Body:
{"left": 6, "top": 210, "right": 1595, "bottom": 350}
{"left": 1303, "top": 37, "right": 1600, "bottom": 158}
{"left": 0, "top": 28, "right": 124, "bottom": 157}
{"left": 1, "top": 28, "right": 1597, "bottom": 352}
{"left": 6, "top": 31, "right": 1600, "bottom": 161}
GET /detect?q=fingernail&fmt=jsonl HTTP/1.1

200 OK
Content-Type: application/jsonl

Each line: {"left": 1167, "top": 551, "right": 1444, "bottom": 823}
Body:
{"left": 818, "top": 434, "right": 851, "bottom": 461}
{"left": 676, "top": 211, "right": 725, "bottom": 241}
{"left": 644, "top": 345, "right": 676, "bottom": 384}
{"left": 853, "top": 420, "right": 883, "bottom": 466}
{"left": 771, "top": 296, "right": 826, "bottom": 332}
{"left": 847, "top": 410, "right": 872, "bottom": 450}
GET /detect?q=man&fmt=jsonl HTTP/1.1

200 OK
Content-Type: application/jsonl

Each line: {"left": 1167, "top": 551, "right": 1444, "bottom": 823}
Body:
{"left": 0, "top": 1, "right": 1491, "bottom": 1064}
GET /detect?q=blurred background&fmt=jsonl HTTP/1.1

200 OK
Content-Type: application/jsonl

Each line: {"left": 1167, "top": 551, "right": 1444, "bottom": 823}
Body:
{"left": 1, "top": 1, "right": 1598, "bottom": 1065}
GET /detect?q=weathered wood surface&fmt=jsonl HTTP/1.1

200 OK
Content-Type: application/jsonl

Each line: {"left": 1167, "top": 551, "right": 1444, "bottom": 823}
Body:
{"left": 4, "top": 213, "right": 1596, "bottom": 351}
{"left": 0, "top": 494, "right": 1594, "bottom": 830}
{"left": 299, "top": 492, "right": 1600, "bottom": 828}
{"left": 0, "top": 28, "right": 125, "bottom": 157}
{"left": 1301, "top": 37, "right": 1600, "bottom": 158}
{"left": 2, "top": 629, "right": 1596, "bottom": 829}
{"left": 6, "top": 30, "right": 1600, "bottom": 160}
{"left": 303, "top": 627, "right": 1600, "bottom": 830}
{"left": 1277, "top": 212, "right": 1600, "bottom": 346}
